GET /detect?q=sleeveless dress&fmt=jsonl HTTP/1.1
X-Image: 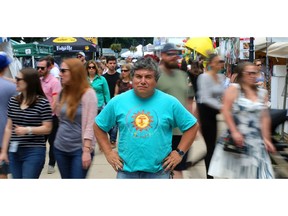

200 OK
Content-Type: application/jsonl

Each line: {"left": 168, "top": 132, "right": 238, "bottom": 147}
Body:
{"left": 208, "top": 84, "right": 274, "bottom": 179}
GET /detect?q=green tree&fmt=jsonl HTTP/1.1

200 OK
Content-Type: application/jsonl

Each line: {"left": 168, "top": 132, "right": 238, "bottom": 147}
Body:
{"left": 110, "top": 43, "right": 122, "bottom": 57}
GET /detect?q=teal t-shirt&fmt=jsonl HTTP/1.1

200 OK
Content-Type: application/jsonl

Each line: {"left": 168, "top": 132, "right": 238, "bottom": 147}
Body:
{"left": 89, "top": 75, "right": 110, "bottom": 108}
{"left": 95, "top": 89, "right": 197, "bottom": 173}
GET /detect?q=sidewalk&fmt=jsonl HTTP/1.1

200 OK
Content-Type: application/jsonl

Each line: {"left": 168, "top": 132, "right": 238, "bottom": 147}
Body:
{"left": 40, "top": 132, "right": 208, "bottom": 179}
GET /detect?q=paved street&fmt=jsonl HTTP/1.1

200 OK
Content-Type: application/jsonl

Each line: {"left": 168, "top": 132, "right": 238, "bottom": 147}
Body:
{"left": 39, "top": 132, "right": 208, "bottom": 179}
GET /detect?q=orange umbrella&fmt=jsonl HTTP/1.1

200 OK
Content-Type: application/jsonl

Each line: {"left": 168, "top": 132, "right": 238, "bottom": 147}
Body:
{"left": 185, "top": 37, "right": 214, "bottom": 57}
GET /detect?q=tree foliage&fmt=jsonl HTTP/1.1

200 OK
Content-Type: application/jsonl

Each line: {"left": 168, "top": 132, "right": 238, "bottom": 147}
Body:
{"left": 110, "top": 43, "right": 122, "bottom": 53}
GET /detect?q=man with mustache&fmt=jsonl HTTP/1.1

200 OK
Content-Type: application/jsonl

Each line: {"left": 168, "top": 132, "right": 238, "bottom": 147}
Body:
{"left": 93, "top": 57, "right": 198, "bottom": 179}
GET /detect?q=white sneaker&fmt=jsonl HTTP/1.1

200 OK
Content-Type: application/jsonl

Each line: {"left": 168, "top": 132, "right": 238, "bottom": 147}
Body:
{"left": 47, "top": 165, "right": 55, "bottom": 174}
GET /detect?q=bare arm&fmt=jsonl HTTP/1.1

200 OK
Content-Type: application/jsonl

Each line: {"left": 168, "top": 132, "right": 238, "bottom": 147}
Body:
{"left": 93, "top": 123, "right": 123, "bottom": 171}
{"left": 261, "top": 94, "right": 276, "bottom": 153}
{"left": 163, "top": 122, "right": 199, "bottom": 171}
{"left": 51, "top": 94, "right": 58, "bottom": 113}
{"left": 221, "top": 85, "right": 244, "bottom": 146}
{"left": 0, "top": 119, "right": 13, "bottom": 162}
{"left": 14, "top": 121, "right": 52, "bottom": 136}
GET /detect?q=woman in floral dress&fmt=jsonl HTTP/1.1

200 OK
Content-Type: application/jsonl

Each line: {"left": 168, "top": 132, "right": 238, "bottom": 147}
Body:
{"left": 208, "top": 61, "right": 276, "bottom": 179}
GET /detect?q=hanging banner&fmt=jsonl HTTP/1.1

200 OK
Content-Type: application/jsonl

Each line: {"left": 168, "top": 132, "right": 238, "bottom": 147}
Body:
{"left": 239, "top": 37, "right": 252, "bottom": 60}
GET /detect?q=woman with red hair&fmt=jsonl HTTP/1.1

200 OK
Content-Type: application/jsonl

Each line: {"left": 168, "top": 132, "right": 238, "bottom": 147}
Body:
{"left": 54, "top": 58, "right": 98, "bottom": 178}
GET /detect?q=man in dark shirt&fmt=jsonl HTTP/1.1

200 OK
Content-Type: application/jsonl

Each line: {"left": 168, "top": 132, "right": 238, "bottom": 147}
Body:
{"left": 102, "top": 56, "right": 120, "bottom": 148}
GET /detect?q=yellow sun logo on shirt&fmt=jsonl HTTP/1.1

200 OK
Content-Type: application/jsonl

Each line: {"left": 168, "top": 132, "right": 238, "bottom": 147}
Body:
{"left": 132, "top": 111, "right": 153, "bottom": 131}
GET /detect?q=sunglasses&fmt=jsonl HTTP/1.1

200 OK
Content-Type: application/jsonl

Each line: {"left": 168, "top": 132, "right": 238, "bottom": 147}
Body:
{"left": 121, "top": 69, "right": 129, "bottom": 72}
{"left": 88, "top": 66, "right": 96, "bottom": 69}
{"left": 256, "top": 64, "right": 262, "bottom": 66}
{"left": 244, "top": 71, "right": 258, "bottom": 76}
{"left": 15, "top": 76, "right": 24, "bottom": 82}
{"left": 37, "top": 66, "right": 46, "bottom": 70}
{"left": 77, "top": 55, "right": 82, "bottom": 58}
{"left": 60, "top": 68, "right": 69, "bottom": 73}
{"left": 166, "top": 52, "right": 179, "bottom": 57}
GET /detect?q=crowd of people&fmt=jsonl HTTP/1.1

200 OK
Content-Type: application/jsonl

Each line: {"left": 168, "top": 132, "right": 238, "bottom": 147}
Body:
{"left": 0, "top": 42, "right": 276, "bottom": 179}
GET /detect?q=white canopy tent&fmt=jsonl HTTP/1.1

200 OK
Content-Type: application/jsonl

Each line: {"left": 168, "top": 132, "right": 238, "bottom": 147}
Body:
{"left": 255, "top": 37, "right": 288, "bottom": 138}
{"left": 121, "top": 45, "right": 143, "bottom": 58}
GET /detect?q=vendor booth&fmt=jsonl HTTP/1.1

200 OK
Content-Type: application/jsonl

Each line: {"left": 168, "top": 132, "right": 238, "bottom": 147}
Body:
{"left": 40, "top": 37, "right": 97, "bottom": 64}
{"left": 13, "top": 43, "right": 53, "bottom": 68}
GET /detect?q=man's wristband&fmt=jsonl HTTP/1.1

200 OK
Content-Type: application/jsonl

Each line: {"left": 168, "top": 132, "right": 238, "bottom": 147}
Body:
{"left": 176, "top": 148, "right": 185, "bottom": 157}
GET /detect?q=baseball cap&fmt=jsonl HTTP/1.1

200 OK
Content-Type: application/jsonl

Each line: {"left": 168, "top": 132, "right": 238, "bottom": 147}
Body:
{"left": 161, "top": 43, "right": 181, "bottom": 53}
{"left": 77, "top": 51, "right": 85, "bottom": 57}
{"left": 0, "top": 51, "right": 12, "bottom": 70}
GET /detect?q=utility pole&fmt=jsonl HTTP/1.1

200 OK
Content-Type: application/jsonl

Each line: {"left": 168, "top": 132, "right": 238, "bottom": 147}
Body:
{"left": 142, "top": 38, "right": 145, "bottom": 57}
{"left": 99, "top": 37, "right": 103, "bottom": 57}
{"left": 249, "top": 37, "right": 254, "bottom": 62}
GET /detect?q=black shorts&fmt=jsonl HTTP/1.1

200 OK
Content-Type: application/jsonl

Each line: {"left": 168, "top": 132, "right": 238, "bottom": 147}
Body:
{"left": 172, "top": 135, "right": 189, "bottom": 171}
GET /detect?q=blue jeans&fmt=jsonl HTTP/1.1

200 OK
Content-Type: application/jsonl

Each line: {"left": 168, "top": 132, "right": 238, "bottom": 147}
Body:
{"left": 54, "top": 147, "right": 94, "bottom": 179}
{"left": 108, "top": 125, "right": 118, "bottom": 143}
{"left": 9, "top": 147, "right": 46, "bottom": 179}
{"left": 117, "top": 169, "right": 171, "bottom": 179}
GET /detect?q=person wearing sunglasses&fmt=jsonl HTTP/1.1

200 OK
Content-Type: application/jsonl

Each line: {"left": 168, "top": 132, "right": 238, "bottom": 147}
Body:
{"left": 114, "top": 64, "right": 132, "bottom": 96}
{"left": 76, "top": 51, "right": 86, "bottom": 66}
{"left": 86, "top": 60, "right": 110, "bottom": 114}
{"left": 253, "top": 59, "right": 266, "bottom": 89}
{"left": 0, "top": 52, "right": 17, "bottom": 179}
{"left": 156, "top": 43, "right": 193, "bottom": 179}
{"left": 37, "top": 57, "right": 62, "bottom": 175}
{"left": 208, "top": 61, "right": 275, "bottom": 179}
{"left": 53, "top": 58, "right": 97, "bottom": 178}
{"left": 0, "top": 68, "right": 53, "bottom": 178}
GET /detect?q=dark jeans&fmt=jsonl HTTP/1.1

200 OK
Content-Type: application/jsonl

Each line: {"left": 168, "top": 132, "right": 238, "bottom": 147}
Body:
{"left": 108, "top": 125, "right": 118, "bottom": 143}
{"left": 9, "top": 147, "right": 46, "bottom": 179}
{"left": 45, "top": 115, "right": 59, "bottom": 167}
{"left": 197, "top": 103, "right": 219, "bottom": 179}
{"left": 54, "top": 147, "right": 94, "bottom": 179}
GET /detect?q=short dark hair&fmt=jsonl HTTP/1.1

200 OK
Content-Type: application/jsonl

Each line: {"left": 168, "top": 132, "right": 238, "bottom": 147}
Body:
{"left": 45, "top": 55, "right": 55, "bottom": 65}
{"left": 38, "top": 57, "right": 51, "bottom": 68}
{"left": 106, "top": 56, "right": 117, "bottom": 63}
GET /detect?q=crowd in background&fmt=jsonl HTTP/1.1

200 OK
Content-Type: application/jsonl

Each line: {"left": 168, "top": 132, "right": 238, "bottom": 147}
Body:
{"left": 0, "top": 43, "right": 276, "bottom": 179}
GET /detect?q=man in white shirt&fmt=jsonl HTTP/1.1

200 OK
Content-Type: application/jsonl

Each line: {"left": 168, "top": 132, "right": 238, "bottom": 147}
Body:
{"left": 46, "top": 55, "right": 60, "bottom": 79}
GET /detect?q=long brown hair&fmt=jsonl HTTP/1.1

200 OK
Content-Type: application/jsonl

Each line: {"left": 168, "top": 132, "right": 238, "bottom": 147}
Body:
{"left": 60, "top": 58, "right": 90, "bottom": 121}
{"left": 236, "top": 61, "right": 258, "bottom": 93}
{"left": 15, "top": 68, "right": 46, "bottom": 106}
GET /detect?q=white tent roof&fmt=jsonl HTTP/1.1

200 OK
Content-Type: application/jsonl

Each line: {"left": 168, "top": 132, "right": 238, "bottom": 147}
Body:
{"left": 121, "top": 45, "right": 143, "bottom": 58}
{"left": 254, "top": 37, "right": 288, "bottom": 58}
{"left": 267, "top": 42, "right": 288, "bottom": 58}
